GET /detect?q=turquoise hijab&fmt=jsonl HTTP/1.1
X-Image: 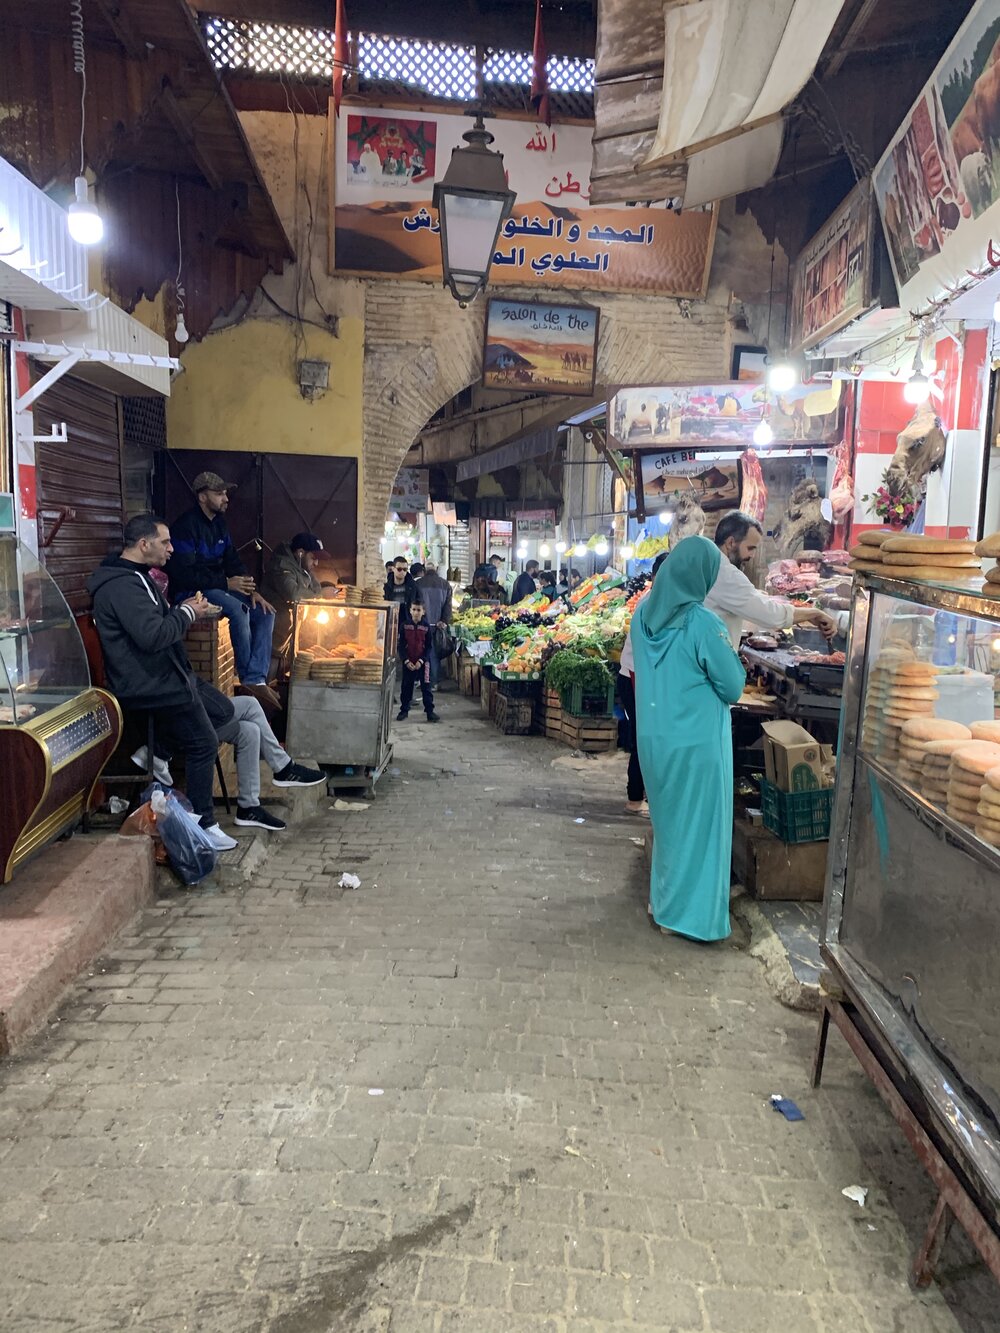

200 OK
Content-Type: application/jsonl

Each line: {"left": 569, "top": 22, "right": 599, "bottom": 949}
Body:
{"left": 638, "top": 535, "right": 721, "bottom": 635}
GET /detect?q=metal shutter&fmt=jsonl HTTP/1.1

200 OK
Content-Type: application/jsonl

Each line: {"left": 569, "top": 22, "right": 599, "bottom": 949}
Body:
{"left": 31, "top": 372, "right": 124, "bottom": 613}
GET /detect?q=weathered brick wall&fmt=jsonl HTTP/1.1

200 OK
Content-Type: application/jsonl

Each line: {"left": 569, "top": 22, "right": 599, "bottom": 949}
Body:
{"left": 360, "top": 283, "right": 732, "bottom": 582}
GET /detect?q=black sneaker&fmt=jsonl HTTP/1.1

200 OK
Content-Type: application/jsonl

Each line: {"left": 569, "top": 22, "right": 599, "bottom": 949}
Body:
{"left": 396, "top": 710, "right": 408, "bottom": 721}
{"left": 427, "top": 712, "right": 440, "bottom": 723}
{"left": 272, "top": 762, "right": 326, "bottom": 788}
{"left": 235, "top": 806, "right": 287, "bottom": 831}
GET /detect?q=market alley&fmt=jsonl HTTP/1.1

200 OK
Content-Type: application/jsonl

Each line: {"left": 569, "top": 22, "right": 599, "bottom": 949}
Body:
{"left": 0, "top": 698, "right": 994, "bottom": 1333}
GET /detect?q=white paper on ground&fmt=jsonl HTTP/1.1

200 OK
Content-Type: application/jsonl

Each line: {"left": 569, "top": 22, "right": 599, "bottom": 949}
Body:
{"left": 841, "top": 1185, "right": 868, "bottom": 1207}
{"left": 333, "top": 799, "right": 369, "bottom": 811}
{"left": 338, "top": 873, "right": 362, "bottom": 890}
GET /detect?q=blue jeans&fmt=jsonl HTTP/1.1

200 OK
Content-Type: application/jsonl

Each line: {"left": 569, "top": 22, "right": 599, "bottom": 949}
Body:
{"left": 204, "top": 589, "right": 274, "bottom": 685}
{"left": 427, "top": 634, "right": 440, "bottom": 687}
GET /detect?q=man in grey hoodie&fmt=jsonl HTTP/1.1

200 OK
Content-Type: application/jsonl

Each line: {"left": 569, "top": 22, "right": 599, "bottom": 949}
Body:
{"left": 415, "top": 560, "right": 453, "bottom": 687}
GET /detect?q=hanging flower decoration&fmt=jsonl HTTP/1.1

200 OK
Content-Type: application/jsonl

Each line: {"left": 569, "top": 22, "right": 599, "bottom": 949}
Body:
{"left": 861, "top": 482, "right": 918, "bottom": 529}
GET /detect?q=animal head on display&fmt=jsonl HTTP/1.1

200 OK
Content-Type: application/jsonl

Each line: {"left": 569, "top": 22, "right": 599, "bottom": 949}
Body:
{"left": 664, "top": 488, "right": 707, "bottom": 546}
{"left": 884, "top": 406, "right": 946, "bottom": 500}
{"left": 774, "top": 478, "right": 834, "bottom": 557}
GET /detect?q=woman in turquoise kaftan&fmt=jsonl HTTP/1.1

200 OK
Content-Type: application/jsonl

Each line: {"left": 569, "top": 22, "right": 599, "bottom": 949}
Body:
{"left": 632, "top": 536, "right": 747, "bottom": 941}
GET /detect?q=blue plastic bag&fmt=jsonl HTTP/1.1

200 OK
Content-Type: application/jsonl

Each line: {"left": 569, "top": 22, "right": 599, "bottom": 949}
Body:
{"left": 143, "top": 783, "right": 218, "bottom": 885}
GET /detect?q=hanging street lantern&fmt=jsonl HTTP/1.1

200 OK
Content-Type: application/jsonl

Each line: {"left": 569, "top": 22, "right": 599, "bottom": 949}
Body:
{"left": 433, "top": 112, "right": 516, "bottom": 306}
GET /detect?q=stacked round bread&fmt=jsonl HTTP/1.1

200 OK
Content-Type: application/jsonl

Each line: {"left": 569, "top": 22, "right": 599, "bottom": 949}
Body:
{"left": 974, "top": 533, "right": 1000, "bottom": 598}
{"left": 945, "top": 741, "right": 1000, "bottom": 827}
{"left": 918, "top": 737, "right": 975, "bottom": 805}
{"left": 862, "top": 651, "right": 941, "bottom": 765}
{"left": 850, "top": 532, "right": 981, "bottom": 581}
{"left": 897, "top": 717, "right": 971, "bottom": 786}
{"left": 976, "top": 766, "right": 1000, "bottom": 846}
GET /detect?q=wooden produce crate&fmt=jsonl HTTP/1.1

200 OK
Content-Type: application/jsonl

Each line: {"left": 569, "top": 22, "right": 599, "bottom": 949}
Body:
{"left": 494, "top": 693, "right": 534, "bottom": 735}
{"left": 560, "top": 713, "right": 618, "bottom": 754}
{"left": 537, "top": 687, "right": 563, "bottom": 739}
{"left": 458, "top": 656, "right": 481, "bottom": 697}
{"left": 480, "top": 675, "right": 498, "bottom": 719}
{"left": 186, "top": 618, "right": 236, "bottom": 696}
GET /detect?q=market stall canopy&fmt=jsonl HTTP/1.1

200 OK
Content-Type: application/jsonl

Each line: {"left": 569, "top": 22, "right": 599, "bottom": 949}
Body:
{"left": 591, "top": 0, "right": 847, "bottom": 206}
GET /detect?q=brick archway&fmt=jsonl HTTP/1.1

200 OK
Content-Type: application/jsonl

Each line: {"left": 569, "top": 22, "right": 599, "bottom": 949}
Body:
{"left": 360, "top": 284, "right": 731, "bottom": 581}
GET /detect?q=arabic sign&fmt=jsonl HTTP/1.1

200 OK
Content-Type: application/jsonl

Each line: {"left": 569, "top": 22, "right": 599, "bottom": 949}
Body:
{"left": 332, "top": 108, "right": 717, "bottom": 295}
{"left": 791, "top": 179, "right": 876, "bottom": 352}
{"left": 874, "top": 0, "right": 1000, "bottom": 312}
{"left": 483, "top": 299, "right": 598, "bottom": 396}
{"left": 391, "top": 467, "right": 429, "bottom": 513}
{"left": 514, "top": 509, "right": 558, "bottom": 538}
{"left": 608, "top": 381, "right": 844, "bottom": 449}
{"left": 639, "top": 451, "right": 741, "bottom": 513}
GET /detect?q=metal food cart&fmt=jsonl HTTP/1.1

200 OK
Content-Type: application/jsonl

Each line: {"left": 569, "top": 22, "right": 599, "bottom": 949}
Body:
{"left": 813, "top": 570, "right": 1000, "bottom": 1286}
{"left": 285, "top": 597, "right": 399, "bottom": 798}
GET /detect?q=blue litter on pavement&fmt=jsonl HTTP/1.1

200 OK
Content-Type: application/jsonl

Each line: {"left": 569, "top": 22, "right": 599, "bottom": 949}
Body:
{"left": 770, "top": 1096, "right": 805, "bottom": 1121}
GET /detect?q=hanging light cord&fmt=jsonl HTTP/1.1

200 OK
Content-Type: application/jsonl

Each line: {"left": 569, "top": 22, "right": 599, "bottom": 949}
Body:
{"left": 71, "top": 0, "right": 87, "bottom": 174}
{"left": 174, "top": 178, "right": 185, "bottom": 312}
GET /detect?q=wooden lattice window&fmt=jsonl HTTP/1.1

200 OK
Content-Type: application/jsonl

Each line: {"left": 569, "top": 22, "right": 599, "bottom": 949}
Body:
{"left": 356, "top": 34, "right": 477, "bottom": 101}
{"left": 204, "top": 16, "right": 334, "bottom": 78}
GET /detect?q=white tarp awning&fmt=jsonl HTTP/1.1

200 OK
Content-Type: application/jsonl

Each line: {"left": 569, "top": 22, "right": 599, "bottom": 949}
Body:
{"left": 643, "top": 0, "right": 846, "bottom": 170}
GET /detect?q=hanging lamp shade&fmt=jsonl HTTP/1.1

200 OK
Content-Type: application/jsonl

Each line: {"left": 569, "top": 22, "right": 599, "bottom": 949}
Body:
{"left": 433, "top": 114, "right": 516, "bottom": 306}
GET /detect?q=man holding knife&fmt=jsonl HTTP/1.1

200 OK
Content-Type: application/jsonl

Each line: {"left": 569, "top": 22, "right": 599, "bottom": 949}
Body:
{"left": 167, "top": 472, "right": 278, "bottom": 708}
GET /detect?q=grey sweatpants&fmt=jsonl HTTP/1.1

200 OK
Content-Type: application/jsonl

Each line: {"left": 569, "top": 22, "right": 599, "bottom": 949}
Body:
{"left": 216, "top": 695, "right": 290, "bottom": 807}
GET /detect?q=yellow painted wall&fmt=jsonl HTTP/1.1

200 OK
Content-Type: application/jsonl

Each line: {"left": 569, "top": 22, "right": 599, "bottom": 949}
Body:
{"left": 165, "top": 316, "right": 363, "bottom": 458}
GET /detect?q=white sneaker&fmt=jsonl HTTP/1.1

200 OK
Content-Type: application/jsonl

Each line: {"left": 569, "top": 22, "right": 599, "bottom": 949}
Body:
{"left": 131, "top": 746, "right": 173, "bottom": 787}
{"left": 202, "top": 823, "right": 238, "bottom": 852}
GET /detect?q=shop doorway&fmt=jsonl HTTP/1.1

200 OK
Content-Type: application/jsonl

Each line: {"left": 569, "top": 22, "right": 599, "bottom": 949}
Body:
{"left": 158, "top": 451, "right": 358, "bottom": 584}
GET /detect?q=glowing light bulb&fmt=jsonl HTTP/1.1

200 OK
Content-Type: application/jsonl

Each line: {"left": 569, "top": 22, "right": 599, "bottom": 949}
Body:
{"left": 768, "top": 361, "right": 796, "bottom": 393}
{"left": 174, "top": 311, "right": 189, "bottom": 344}
{"left": 753, "top": 419, "right": 774, "bottom": 447}
{"left": 555, "top": 540, "right": 567, "bottom": 553}
{"left": 622, "top": 544, "right": 634, "bottom": 559}
{"left": 67, "top": 176, "right": 103, "bottom": 246}
{"left": 338, "top": 608, "right": 347, "bottom": 619}
{"left": 658, "top": 510, "right": 673, "bottom": 526}
{"left": 539, "top": 543, "right": 551, "bottom": 558}
{"left": 516, "top": 546, "right": 528, "bottom": 560}
{"left": 992, "top": 637, "right": 1000, "bottom": 652}
{"left": 316, "top": 610, "right": 330, "bottom": 625}
{"left": 904, "top": 371, "right": 931, "bottom": 404}
{"left": 573, "top": 542, "right": 587, "bottom": 557}
{"left": 595, "top": 539, "right": 609, "bottom": 556}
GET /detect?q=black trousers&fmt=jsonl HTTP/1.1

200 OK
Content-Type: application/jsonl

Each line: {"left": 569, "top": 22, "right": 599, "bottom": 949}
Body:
{"left": 400, "top": 664, "right": 434, "bottom": 715}
{"left": 128, "top": 692, "right": 220, "bottom": 823}
{"left": 617, "top": 673, "right": 646, "bottom": 803}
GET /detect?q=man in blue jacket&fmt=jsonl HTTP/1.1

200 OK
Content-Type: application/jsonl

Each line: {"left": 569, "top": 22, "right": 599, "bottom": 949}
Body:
{"left": 166, "top": 472, "right": 277, "bottom": 707}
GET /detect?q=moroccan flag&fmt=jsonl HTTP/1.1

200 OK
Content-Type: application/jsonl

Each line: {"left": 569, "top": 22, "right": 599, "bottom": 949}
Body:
{"left": 333, "top": 0, "right": 347, "bottom": 116}
{"left": 530, "top": 0, "right": 550, "bottom": 127}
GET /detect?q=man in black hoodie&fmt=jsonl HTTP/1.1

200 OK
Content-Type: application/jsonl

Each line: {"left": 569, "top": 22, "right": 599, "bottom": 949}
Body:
{"left": 87, "top": 513, "right": 238, "bottom": 851}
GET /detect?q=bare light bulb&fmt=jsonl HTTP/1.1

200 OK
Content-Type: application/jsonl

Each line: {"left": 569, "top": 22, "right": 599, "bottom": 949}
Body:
{"left": 621, "top": 544, "right": 634, "bottom": 559}
{"left": 753, "top": 419, "right": 774, "bottom": 447}
{"left": 67, "top": 175, "right": 103, "bottom": 246}
{"left": 516, "top": 546, "right": 528, "bottom": 560}
{"left": 904, "top": 371, "right": 931, "bottom": 405}
{"left": 595, "top": 539, "right": 609, "bottom": 556}
{"left": 174, "top": 311, "right": 190, "bottom": 344}
{"left": 573, "top": 542, "right": 587, "bottom": 557}
{"left": 555, "top": 540, "right": 567, "bottom": 553}
{"left": 658, "top": 510, "right": 672, "bottom": 526}
{"left": 539, "top": 542, "right": 551, "bottom": 558}
{"left": 768, "top": 361, "right": 797, "bottom": 393}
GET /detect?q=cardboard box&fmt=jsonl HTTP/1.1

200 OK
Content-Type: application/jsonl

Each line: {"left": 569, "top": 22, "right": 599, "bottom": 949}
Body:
{"left": 731, "top": 818, "right": 828, "bottom": 901}
{"left": 761, "top": 720, "right": 832, "bottom": 793}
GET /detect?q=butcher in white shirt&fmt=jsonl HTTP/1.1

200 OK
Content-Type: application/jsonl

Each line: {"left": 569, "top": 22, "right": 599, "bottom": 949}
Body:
{"left": 706, "top": 512, "right": 837, "bottom": 647}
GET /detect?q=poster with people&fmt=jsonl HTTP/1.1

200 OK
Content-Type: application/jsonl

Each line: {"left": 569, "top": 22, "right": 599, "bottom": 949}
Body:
{"left": 791, "top": 179, "right": 875, "bottom": 351}
{"left": 874, "top": 0, "right": 1000, "bottom": 310}
{"left": 482, "top": 299, "right": 598, "bottom": 396}
{"left": 608, "top": 381, "right": 844, "bottom": 450}
{"left": 333, "top": 107, "right": 717, "bottom": 296}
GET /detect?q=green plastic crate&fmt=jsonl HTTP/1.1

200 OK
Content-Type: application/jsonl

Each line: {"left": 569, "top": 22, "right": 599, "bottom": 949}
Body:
{"left": 560, "top": 679, "right": 616, "bottom": 718}
{"left": 760, "top": 778, "right": 833, "bottom": 843}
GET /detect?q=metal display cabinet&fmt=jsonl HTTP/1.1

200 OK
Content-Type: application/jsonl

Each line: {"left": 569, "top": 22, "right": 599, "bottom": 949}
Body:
{"left": 814, "top": 572, "right": 1000, "bottom": 1287}
{"left": 0, "top": 536, "right": 121, "bottom": 881}
{"left": 285, "top": 599, "right": 399, "bottom": 797}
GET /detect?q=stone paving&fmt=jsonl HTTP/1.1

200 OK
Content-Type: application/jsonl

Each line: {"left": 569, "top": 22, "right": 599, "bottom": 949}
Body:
{"left": 0, "top": 694, "right": 996, "bottom": 1332}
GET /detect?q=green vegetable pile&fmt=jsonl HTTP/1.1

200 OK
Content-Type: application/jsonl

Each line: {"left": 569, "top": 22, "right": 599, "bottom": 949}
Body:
{"left": 544, "top": 650, "right": 613, "bottom": 697}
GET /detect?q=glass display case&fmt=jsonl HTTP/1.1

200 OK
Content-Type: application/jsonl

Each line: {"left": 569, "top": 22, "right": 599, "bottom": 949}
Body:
{"left": 0, "top": 536, "right": 122, "bottom": 881}
{"left": 286, "top": 598, "right": 399, "bottom": 795}
{"left": 819, "top": 571, "right": 1000, "bottom": 1279}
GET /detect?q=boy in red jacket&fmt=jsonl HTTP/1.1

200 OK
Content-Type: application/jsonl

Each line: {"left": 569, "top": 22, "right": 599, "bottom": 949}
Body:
{"left": 397, "top": 600, "right": 439, "bottom": 723}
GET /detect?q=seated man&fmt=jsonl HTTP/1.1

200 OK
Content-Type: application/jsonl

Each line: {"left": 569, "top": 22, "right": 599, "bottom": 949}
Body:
{"left": 148, "top": 694, "right": 326, "bottom": 832}
{"left": 87, "top": 513, "right": 237, "bottom": 852}
{"left": 260, "top": 531, "right": 324, "bottom": 675}
{"left": 166, "top": 472, "right": 277, "bottom": 707}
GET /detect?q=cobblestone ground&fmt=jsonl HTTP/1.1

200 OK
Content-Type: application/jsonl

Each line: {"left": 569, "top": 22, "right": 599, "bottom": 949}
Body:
{"left": 0, "top": 695, "right": 996, "bottom": 1333}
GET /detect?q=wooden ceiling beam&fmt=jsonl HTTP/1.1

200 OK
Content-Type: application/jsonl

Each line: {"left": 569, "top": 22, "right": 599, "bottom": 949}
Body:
{"left": 93, "top": 0, "right": 148, "bottom": 60}
{"left": 821, "top": 0, "right": 881, "bottom": 79}
{"left": 158, "top": 84, "right": 224, "bottom": 190}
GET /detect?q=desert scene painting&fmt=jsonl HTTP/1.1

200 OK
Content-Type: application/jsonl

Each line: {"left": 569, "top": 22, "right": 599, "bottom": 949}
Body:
{"left": 483, "top": 299, "right": 598, "bottom": 396}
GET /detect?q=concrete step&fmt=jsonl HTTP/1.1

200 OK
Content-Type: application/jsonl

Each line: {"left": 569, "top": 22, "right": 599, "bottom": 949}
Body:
{"left": 0, "top": 834, "right": 154, "bottom": 1056}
